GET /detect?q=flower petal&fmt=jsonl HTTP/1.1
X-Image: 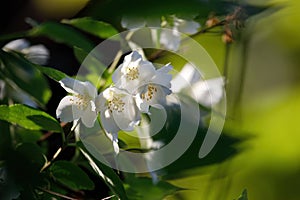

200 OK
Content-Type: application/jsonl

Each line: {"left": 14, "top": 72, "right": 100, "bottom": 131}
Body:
{"left": 123, "top": 51, "right": 142, "bottom": 67}
{"left": 112, "top": 133, "right": 119, "bottom": 154}
{"left": 190, "top": 77, "right": 224, "bottom": 106}
{"left": 100, "top": 110, "right": 120, "bottom": 133}
{"left": 112, "top": 64, "right": 122, "bottom": 85}
{"left": 139, "top": 61, "right": 156, "bottom": 80}
{"left": 160, "top": 28, "right": 181, "bottom": 51}
{"left": 59, "top": 77, "right": 97, "bottom": 98}
{"left": 113, "top": 111, "right": 137, "bottom": 131}
{"left": 151, "top": 64, "right": 173, "bottom": 88}
{"left": 56, "top": 96, "right": 81, "bottom": 122}
{"left": 3, "top": 39, "right": 29, "bottom": 51}
{"left": 171, "top": 63, "right": 201, "bottom": 93}
{"left": 177, "top": 20, "right": 200, "bottom": 34}
{"left": 22, "top": 44, "right": 50, "bottom": 65}
{"left": 81, "top": 101, "right": 97, "bottom": 127}
{"left": 135, "top": 94, "right": 150, "bottom": 113}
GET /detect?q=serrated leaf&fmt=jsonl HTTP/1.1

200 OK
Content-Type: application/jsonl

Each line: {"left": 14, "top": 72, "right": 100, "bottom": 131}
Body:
{"left": 125, "top": 176, "right": 181, "bottom": 200}
{"left": 62, "top": 17, "right": 118, "bottom": 39}
{"left": 78, "top": 143, "right": 128, "bottom": 200}
{"left": 28, "top": 21, "right": 94, "bottom": 52}
{"left": 0, "top": 104, "right": 62, "bottom": 132}
{"left": 49, "top": 161, "right": 95, "bottom": 191}
{"left": 0, "top": 50, "right": 51, "bottom": 106}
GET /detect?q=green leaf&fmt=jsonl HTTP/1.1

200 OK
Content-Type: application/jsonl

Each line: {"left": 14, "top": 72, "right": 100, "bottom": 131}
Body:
{"left": 28, "top": 21, "right": 94, "bottom": 52}
{"left": 62, "top": 17, "right": 118, "bottom": 39}
{"left": 73, "top": 46, "right": 107, "bottom": 87}
{"left": 0, "top": 104, "right": 62, "bottom": 132}
{"left": 16, "top": 142, "right": 47, "bottom": 170}
{"left": 78, "top": 143, "right": 128, "bottom": 200}
{"left": 73, "top": 46, "right": 88, "bottom": 64}
{"left": 49, "top": 160, "right": 95, "bottom": 191}
{"left": 0, "top": 121, "right": 11, "bottom": 157}
{"left": 0, "top": 50, "right": 51, "bottom": 106}
{"left": 34, "top": 65, "right": 67, "bottom": 82}
{"left": 237, "top": 189, "right": 248, "bottom": 200}
{"left": 125, "top": 176, "right": 181, "bottom": 200}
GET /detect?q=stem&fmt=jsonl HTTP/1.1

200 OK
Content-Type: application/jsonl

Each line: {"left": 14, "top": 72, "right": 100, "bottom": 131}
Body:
{"left": 108, "top": 31, "right": 135, "bottom": 74}
{"left": 108, "top": 50, "right": 123, "bottom": 74}
{"left": 148, "top": 20, "right": 226, "bottom": 61}
{"left": 37, "top": 187, "right": 78, "bottom": 200}
{"left": 223, "top": 43, "right": 231, "bottom": 90}
{"left": 233, "top": 34, "right": 251, "bottom": 117}
{"left": 41, "top": 122, "right": 78, "bottom": 172}
{"left": 101, "top": 195, "right": 115, "bottom": 200}
{"left": 40, "top": 147, "right": 62, "bottom": 172}
{"left": 190, "top": 20, "right": 226, "bottom": 38}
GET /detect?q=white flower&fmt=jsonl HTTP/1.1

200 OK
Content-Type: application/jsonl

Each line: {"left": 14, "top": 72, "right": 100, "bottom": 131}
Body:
{"left": 135, "top": 64, "right": 173, "bottom": 113}
{"left": 3, "top": 39, "right": 49, "bottom": 65}
{"left": 160, "top": 29, "right": 181, "bottom": 52}
{"left": 160, "top": 17, "right": 200, "bottom": 51}
{"left": 121, "top": 15, "right": 200, "bottom": 51}
{"left": 112, "top": 51, "right": 156, "bottom": 94}
{"left": 96, "top": 87, "right": 140, "bottom": 132}
{"left": 96, "top": 87, "right": 141, "bottom": 153}
{"left": 56, "top": 77, "right": 97, "bottom": 127}
{"left": 171, "top": 63, "right": 224, "bottom": 107}
{"left": 112, "top": 51, "right": 173, "bottom": 113}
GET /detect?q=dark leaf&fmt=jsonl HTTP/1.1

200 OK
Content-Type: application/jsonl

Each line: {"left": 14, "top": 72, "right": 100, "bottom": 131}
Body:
{"left": 0, "top": 50, "right": 51, "bottom": 106}
{"left": 49, "top": 160, "right": 95, "bottom": 191}
{"left": 78, "top": 142, "right": 128, "bottom": 200}
{"left": 28, "top": 21, "right": 94, "bottom": 52}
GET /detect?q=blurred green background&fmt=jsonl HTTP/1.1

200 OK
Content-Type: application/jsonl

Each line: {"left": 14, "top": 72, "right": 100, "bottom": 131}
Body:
{"left": 166, "top": 0, "right": 300, "bottom": 199}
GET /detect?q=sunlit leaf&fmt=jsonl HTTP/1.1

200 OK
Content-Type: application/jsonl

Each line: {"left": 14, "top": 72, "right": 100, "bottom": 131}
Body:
{"left": 62, "top": 17, "right": 119, "bottom": 39}
{"left": 34, "top": 65, "right": 67, "bottom": 82}
{"left": 125, "top": 176, "right": 181, "bottom": 200}
{"left": 0, "top": 104, "right": 62, "bottom": 132}
{"left": 49, "top": 161, "right": 95, "bottom": 191}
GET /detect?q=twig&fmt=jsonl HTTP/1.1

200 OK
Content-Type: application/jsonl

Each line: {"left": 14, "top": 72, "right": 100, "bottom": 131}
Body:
{"left": 101, "top": 195, "right": 116, "bottom": 200}
{"left": 37, "top": 187, "right": 79, "bottom": 200}
{"left": 148, "top": 20, "right": 226, "bottom": 61}
{"left": 190, "top": 20, "right": 226, "bottom": 38}
{"left": 40, "top": 147, "right": 62, "bottom": 172}
{"left": 223, "top": 42, "right": 231, "bottom": 91}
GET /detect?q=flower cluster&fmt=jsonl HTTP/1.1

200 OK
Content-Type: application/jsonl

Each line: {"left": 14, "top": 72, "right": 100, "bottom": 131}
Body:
{"left": 56, "top": 51, "right": 173, "bottom": 153}
{"left": 121, "top": 15, "right": 200, "bottom": 51}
